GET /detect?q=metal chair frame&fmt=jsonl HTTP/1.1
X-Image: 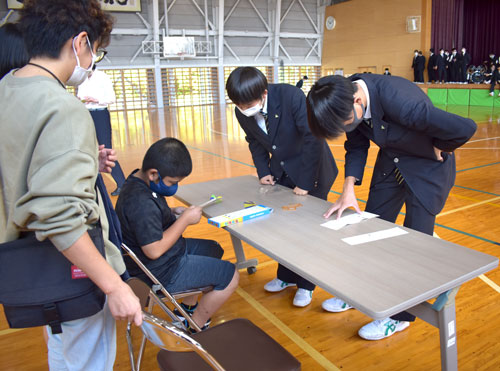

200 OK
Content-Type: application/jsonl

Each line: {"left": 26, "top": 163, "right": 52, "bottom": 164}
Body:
{"left": 122, "top": 243, "right": 211, "bottom": 370}
{"left": 127, "top": 309, "right": 225, "bottom": 371}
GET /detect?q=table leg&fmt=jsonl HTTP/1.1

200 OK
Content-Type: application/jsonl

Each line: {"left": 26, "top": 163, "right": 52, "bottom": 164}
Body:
{"left": 407, "top": 289, "right": 459, "bottom": 371}
{"left": 438, "top": 300, "right": 458, "bottom": 371}
{"left": 229, "top": 234, "right": 258, "bottom": 274}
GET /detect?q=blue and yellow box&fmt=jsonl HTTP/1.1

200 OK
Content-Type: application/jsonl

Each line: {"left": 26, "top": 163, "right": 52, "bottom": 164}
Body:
{"left": 208, "top": 205, "right": 272, "bottom": 228}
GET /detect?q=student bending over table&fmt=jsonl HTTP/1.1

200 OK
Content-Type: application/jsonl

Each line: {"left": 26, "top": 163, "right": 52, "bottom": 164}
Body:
{"left": 226, "top": 67, "right": 338, "bottom": 308}
{"left": 115, "top": 138, "right": 239, "bottom": 332}
{"left": 307, "top": 74, "right": 476, "bottom": 341}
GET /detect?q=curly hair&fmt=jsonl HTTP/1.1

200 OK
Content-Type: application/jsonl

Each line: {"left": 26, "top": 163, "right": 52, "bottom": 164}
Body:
{"left": 19, "top": 0, "right": 114, "bottom": 59}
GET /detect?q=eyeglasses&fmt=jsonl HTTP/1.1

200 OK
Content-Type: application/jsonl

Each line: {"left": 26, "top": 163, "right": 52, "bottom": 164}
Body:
{"left": 94, "top": 50, "right": 108, "bottom": 64}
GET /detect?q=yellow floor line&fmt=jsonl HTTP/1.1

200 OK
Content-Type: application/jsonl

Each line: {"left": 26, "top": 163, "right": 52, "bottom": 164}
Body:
{"left": 450, "top": 192, "right": 500, "bottom": 208}
{"left": 236, "top": 287, "right": 340, "bottom": 371}
{"left": 437, "top": 196, "right": 500, "bottom": 217}
{"left": 0, "top": 328, "right": 25, "bottom": 337}
{"left": 478, "top": 274, "right": 500, "bottom": 294}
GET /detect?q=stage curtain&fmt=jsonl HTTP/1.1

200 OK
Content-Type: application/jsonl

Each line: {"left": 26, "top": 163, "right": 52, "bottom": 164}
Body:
{"left": 462, "top": 0, "right": 500, "bottom": 65}
{"left": 431, "top": 0, "right": 464, "bottom": 51}
{"left": 431, "top": 0, "right": 500, "bottom": 66}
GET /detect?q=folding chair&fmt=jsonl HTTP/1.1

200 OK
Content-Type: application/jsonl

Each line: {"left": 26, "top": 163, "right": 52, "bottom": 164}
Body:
{"left": 122, "top": 243, "right": 212, "bottom": 370}
{"left": 126, "top": 278, "right": 301, "bottom": 371}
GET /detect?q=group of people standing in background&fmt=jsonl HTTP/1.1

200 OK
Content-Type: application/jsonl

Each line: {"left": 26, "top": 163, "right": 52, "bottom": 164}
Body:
{"left": 413, "top": 47, "right": 471, "bottom": 84}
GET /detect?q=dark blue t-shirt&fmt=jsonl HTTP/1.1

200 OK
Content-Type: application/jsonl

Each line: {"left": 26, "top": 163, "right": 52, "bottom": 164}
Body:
{"left": 115, "top": 170, "right": 186, "bottom": 281}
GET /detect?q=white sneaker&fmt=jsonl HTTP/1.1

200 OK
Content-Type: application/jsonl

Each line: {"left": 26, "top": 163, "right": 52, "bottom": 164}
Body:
{"left": 358, "top": 318, "right": 410, "bottom": 340}
{"left": 490, "top": 92, "right": 495, "bottom": 97}
{"left": 322, "top": 297, "right": 353, "bottom": 312}
{"left": 264, "top": 278, "right": 296, "bottom": 293}
{"left": 498, "top": 93, "right": 500, "bottom": 97}
{"left": 293, "top": 288, "right": 313, "bottom": 307}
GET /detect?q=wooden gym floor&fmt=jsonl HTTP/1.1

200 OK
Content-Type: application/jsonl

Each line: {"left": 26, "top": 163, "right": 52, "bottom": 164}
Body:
{"left": 1, "top": 103, "right": 499, "bottom": 370}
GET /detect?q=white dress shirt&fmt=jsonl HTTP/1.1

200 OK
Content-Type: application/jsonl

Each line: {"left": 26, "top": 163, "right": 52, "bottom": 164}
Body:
{"left": 354, "top": 79, "right": 371, "bottom": 119}
{"left": 77, "top": 70, "right": 116, "bottom": 110}
{"left": 255, "top": 95, "right": 269, "bottom": 134}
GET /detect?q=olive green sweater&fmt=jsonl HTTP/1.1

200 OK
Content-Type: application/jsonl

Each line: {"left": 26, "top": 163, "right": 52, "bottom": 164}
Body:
{"left": 0, "top": 71, "right": 125, "bottom": 274}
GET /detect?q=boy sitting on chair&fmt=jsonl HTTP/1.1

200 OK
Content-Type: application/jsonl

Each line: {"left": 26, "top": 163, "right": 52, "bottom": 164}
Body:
{"left": 116, "top": 138, "right": 239, "bottom": 332}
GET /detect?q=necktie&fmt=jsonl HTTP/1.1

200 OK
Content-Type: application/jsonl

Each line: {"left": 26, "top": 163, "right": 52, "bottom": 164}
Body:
{"left": 364, "top": 118, "right": 373, "bottom": 128}
{"left": 261, "top": 110, "right": 270, "bottom": 135}
{"left": 395, "top": 168, "right": 404, "bottom": 184}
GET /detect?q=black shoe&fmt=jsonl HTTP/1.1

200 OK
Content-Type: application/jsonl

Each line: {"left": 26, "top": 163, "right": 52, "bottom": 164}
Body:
{"left": 173, "top": 307, "right": 211, "bottom": 326}
{"left": 111, "top": 187, "right": 121, "bottom": 196}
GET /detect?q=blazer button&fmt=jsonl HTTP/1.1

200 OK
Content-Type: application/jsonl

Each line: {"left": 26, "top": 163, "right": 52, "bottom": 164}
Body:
{"left": 394, "top": 157, "right": 399, "bottom": 163}
{"left": 280, "top": 161, "right": 285, "bottom": 166}
{"left": 272, "top": 145, "right": 277, "bottom": 150}
{"left": 381, "top": 125, "right": 385, "bottom": 130}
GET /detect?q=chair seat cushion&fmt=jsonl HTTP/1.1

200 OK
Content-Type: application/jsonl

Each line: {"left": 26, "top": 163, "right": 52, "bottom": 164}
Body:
{"left": 157, "top": 318, "right": 301, "bottom": 371}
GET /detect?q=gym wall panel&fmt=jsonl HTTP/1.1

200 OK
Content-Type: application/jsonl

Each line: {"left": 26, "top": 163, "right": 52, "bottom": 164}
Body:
{"left": 447, "top": 89, "right": 470, "bottom": 105}
{"left": 470, "top": 89, "right": 494, "bottom": 107}
{"left": 427, "top": 89, "right": 447, "bottom": 105}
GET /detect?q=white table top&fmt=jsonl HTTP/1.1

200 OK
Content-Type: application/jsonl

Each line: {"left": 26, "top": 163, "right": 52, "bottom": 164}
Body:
{"left": 176, "top": 175, "right": 498, "bottom": 319}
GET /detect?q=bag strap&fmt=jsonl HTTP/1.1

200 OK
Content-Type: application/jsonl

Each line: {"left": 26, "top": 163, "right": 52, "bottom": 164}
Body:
{"left": 43, "top": 303, "right": 62, "bottom": 334}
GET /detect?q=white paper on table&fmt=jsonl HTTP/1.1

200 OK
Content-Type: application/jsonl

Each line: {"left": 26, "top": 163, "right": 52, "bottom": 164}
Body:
{"left": 320, "top": 211, "right": 379, "bottom": 231}
{"left": 341, "top": 227, "right": 408, "bottom": 246}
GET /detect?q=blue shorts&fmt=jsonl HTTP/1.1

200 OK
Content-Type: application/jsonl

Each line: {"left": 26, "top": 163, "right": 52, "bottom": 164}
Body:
{"left": 158, "top": 238, "right": 235, "bottom": 293}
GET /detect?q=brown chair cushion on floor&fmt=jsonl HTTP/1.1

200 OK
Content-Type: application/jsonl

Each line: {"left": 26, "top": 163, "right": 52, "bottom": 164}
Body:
{"left": 157, "top": 318, "right": 301, "bottom": 371}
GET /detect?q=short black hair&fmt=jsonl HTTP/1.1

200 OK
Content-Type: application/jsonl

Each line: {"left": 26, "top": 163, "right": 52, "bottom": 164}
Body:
{"left": 0, "top": 23, "right": 29, "bottom": 79}
{"left": 142, "top": 138, "right": 192, "bottom": 178}
{"left": 19, "top": 0, "right": 114, "bottom": 59}
{"left": 306, "top": 75, "right": 355, "bottom": 139}
{"left": 430, "top": 48, "right": 435, "bottom": 53}
{"left": 226, "top": 67, "right": 268, "bottom": 105}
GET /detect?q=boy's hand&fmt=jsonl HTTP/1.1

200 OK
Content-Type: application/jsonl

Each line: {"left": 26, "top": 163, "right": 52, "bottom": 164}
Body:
{"left": 173, "top": 206, "right": 187, "bottom": 215}
{"left": 260, "top": 175, "right": 275, "bottom": 185}
{"left": 180, "top": 206, "right": 202, "bottom": 225}
{"left": 98, "top": 145, "right": 117, "bottom": 173}
{"left": 107, "top": 281, "right": 142, "bottom": 326}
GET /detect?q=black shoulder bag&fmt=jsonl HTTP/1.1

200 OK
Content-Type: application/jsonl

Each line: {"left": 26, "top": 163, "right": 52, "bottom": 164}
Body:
{"left": 0, "top": 225, "right": 106, "bottom": 334}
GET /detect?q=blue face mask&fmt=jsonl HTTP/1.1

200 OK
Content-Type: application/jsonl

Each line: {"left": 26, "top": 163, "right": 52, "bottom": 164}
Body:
{"left": 149, "top": 172, "right": 178, "bottom": 197}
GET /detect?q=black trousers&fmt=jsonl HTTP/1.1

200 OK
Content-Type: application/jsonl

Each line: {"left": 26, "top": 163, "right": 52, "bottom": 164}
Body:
{"left": 273, "top": 173, "right": 327, "bottom": 291}
{"left": 428, "top": 68, "right": 435, "bottom": 82}
{"left": 365, "top": 167, "right": 436, "bottom": 322}
{"left": 90, "top": 109, "right": 126, "bottom": 188}
{"left": 437, "top": 67, "right": 446, "bottom": 82}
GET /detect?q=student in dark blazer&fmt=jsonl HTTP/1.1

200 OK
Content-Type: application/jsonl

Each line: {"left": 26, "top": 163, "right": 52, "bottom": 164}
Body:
{"left": 427, "top": 48, "right": 436, "bottom": 83}
{"left": 226, "top": 67, "right": 338, "bottom": 308}
{"left": 411, "top": 49, "right": 419, "bottom": 82}
{"left": 435, "top": 48, "right": 446, "bottom": 83}
{"left": 416, "top": 51, "right": 425, "bottom": 83}
{"left": 306, "top": 74, "right": 476, "bottom": 341}
{"left": 460, "top": 47, "right": 471, "bottom": 83}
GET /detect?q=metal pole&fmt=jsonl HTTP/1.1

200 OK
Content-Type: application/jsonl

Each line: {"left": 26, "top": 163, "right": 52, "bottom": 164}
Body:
{"left": 273, "top": 0, "right": 282, "bottom": 83}
{"left": 217, "top": 0, "right": 225, "bottom": 104}
{"left": 152, "top": 0, "right": 165, "bottom": 108}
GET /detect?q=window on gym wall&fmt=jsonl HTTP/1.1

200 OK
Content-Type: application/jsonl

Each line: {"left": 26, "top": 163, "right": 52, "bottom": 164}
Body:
{"left": 162, "top": 67, "right": 218, "bottom": 107}
{"left": 102, "top": 69, "right": 157, "bottom": 111}
{"left": 278, "top": 66, "right": 321, "bottom": 94}
{"left": 224, "top": 66, "right": 274, "bottom": 103}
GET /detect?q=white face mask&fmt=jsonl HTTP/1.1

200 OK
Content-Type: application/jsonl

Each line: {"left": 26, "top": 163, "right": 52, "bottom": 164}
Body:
{"left": 237, "top": 99, "right": 263, "bottom": 117}
{"left": 66, "top": 36, "right": 96, "bottom": 87}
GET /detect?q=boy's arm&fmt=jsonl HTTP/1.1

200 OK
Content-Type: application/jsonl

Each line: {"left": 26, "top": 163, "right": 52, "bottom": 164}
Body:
{"left": 141, "top": 206, "right": 202, "bottom": 260}
{"left": 61, "top": 232, "right": 142, "bottom": 325}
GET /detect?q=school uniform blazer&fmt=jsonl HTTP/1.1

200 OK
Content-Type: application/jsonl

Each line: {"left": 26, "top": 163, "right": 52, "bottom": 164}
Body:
{"left": 345, "top": 74, "right": 477, "bottom": 215}
{"left": 436, "top": 54, "right": 446, "bottom": 70}
{"left": 235, "top": 83, "right": 337, "bottom": 194}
